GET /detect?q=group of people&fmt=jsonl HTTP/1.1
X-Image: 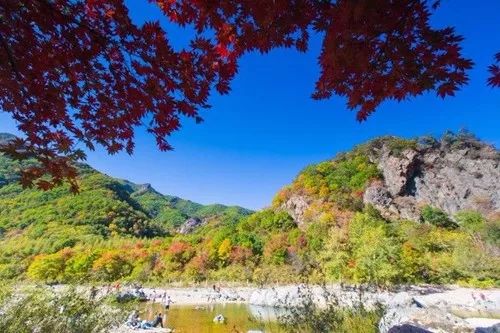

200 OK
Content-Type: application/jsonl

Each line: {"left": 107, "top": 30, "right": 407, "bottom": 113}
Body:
{"left": 125, "top": 310, "right": 164, "bottom": 330}
{"left": 124, "top": 289, "right": 174, "bottom": 330}
{"left": 149, "top": 290, "right": 174, "bottom": 309}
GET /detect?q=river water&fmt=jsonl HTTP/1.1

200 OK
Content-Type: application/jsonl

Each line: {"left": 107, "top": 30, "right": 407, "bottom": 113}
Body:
{"left": 140, "top": 302, "right": 283, "bottom": 332}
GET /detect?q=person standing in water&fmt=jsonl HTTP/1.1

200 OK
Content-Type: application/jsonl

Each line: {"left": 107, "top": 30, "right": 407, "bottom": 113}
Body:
{"left": 164, "top": 295, "right": 173, "bottom": 310}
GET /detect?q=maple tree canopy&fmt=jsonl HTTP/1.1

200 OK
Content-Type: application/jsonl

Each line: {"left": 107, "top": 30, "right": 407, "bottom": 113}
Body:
{"left": 0, "top": 0, "right": 497, "bottom": 190}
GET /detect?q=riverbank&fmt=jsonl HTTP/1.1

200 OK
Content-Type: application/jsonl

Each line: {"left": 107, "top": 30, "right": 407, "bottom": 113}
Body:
{"left": 113, "top": 284, "right": 499, "bottom": 310}
{"left": 107, "top": 284, "right": 500, "bottom": 332}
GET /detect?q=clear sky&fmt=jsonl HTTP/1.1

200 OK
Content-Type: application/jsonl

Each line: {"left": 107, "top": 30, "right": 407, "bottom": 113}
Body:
{"left": 1, "top": 0, "right": 499, "bottom": 210}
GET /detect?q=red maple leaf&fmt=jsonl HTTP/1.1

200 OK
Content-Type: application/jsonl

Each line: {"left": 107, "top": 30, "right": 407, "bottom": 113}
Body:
{"left": 487, "top": 52, "right": 500, "bottom": 87}
{"left": 0, "top": 0, "right": 489, "bottom": 190}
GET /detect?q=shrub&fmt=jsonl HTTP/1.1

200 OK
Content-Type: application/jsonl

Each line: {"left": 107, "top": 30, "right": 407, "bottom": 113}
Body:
{"left": 0, "top": 286, "right": 127, "bottom": 333}
{"left": 347, "top": 213, "right": 401, "bottom": 285}
{"left": 277, "top": 286, "right": 383, "bottom": 333}
{"left": 385, "top": 138, "right": 417, "bottom": 156}
{"left": 263, "top": 234, "right": 289, "bottom": 265}
{"left": 64, "top": 251, "right": 98, "bottom": 282}
{"left": 167, "top": 240, "right": 195, "bottom": 265}
{"left": 27, "top": 252, "right": 67, "bottom": 283}
{"left": 217, "top": 238, "right": 232, "bottom": 264}
{"left": 454, "top": 210, "right": 485, "bottom": 233}
{"left": 421, "top": 206, "right": 457, "bottom": 229}
{"left": 241, "top": 209, "right": 296, "bottom": 232}
{"left": 484, "top": 220, "right": 500, "bottom": 247}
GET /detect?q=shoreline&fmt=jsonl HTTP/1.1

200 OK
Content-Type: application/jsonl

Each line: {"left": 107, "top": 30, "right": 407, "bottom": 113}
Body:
{"left": 68, "top": 284, "right": 499, "bottom": 333}
{"left": 111, "top": 284, "right": 500, "bottom": 332}
{"left": 135, "top": 285, "right": 500, "bottom": 315}
{"left": 47, "top": 283, "right": 500, "bottom": 308}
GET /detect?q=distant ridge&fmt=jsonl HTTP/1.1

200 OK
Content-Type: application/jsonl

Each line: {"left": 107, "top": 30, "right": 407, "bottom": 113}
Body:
{"left": 0, "top": 133, "right": 16, "bottom": 146}
{"left": 0, "top": 133, "right": 252, "bottom": 238}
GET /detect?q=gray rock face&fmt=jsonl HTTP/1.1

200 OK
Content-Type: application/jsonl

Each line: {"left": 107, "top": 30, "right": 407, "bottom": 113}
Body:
{"left": 380, "top": 148, "right": 419, "bottom": 196}
{"left": 281, "top": 194, "right": 311, "bottom": 227}
{"left": 134, "top": 183, "right": 154, "bottom": 196}
{"left": 178, "top": 217, "right": 204, "bottom": 234}
{"left": 364, "top": 140, "right": 500, "bottom": 221}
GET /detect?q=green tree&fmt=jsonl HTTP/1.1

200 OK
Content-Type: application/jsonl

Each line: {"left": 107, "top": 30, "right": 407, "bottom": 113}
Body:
{"left": 421, "top": 206, "right": 457, "bottom": 229}
{"left": 217, "top": 238, "right": 232, "bottom": 266}
{"left": 347, "top": 213, "right": 400, "bottom": 285}
{"left": 64, "top": 251, "right": 99, "bottom": 282}
{"left": 27, "top": 252, "right": 67, "bottom": 283}
{"left": 454, "top": 210, "right": 485, "bottom": 233}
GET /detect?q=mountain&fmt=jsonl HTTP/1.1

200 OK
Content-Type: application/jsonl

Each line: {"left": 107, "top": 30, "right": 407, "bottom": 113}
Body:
{"left": 0, "top": 133, "right": 251, "bottom": 236}
{"left": 0, "top": 133, "right": 251, "bottom": 255}
{"left": 0, "top": 133, "right": 15, "bottom": 145}
{"left": 0, "top": 131, "right": 498, "bottom": 287}
{"left": 364, "top": 134, "right": 499, "bottom": 221}
{"left": 125, "top": 181, "right": 251, "bottom": 228}
{"left": 276, "top": 131, "right": 500, "bottom": 227}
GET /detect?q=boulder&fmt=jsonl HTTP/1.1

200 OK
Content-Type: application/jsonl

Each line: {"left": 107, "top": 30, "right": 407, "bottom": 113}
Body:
{"left": 281, "top": 194, "right": 311, "bottom": 227}
{"left": 178, "top": 217, "right": 203, "bottom": 234}
{"left": 380, "top": 306, "right": 474, "bottom": 333}
{"left": 213, "top": 314, "right": 225, "bottom": 323}
{"left": 467, "top": 320, "right": 500, "bottom": 333}
{"left": 388, "top": 324, "right": 432, "bottom": 333}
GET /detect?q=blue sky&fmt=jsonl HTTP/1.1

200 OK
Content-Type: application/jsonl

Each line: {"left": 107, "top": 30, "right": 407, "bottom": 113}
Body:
{"left": 1, "top": 0, "right": 499, "bottom": 210}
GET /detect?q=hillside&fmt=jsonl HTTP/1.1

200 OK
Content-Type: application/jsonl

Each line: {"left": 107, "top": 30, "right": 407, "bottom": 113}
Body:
{"left": 0, "top": 135, "right": 252, "bottom": 279}
{"left": 275, "top": 131, "right": 500, "bottom": 226}
{"left": 0, "top": 154, "right": 250, "bottom": 235}
{"left": 0, "top": 131, "right": 498, "bottom": 286}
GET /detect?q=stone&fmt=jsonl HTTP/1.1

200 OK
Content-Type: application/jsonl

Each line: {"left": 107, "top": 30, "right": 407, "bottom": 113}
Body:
{"left": 213, "top": 314, "right": 225, "bottom": 323}
{"left": 468, "top": 321, "right": 500, "bottom": 333}
{"left": 178, "top": 217, "right": 204, "bottom": 234}
{"left": 380, "top": 306, "right": 474, "bottom": 333}
{"left": 388, "top": 324, "right": 432, "bottom": 333}
{"left": 281, "top": 194, "right": 311, "bottom": 227}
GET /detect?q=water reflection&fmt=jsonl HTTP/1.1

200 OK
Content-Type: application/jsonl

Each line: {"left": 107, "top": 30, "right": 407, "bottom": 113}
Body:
{"left": 140, "top": 302, "right": 282, "bottom": 333}
{"left": 248, "top": 304, "right": 290, "bottom": 322}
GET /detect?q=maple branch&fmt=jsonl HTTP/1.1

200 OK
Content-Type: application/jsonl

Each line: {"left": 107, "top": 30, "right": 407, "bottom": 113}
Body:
{"left": 37, "top": 0, "right": 108, "bottom": 47}
{"left": 37, "top": 0, "right": 138, "bottom": 77}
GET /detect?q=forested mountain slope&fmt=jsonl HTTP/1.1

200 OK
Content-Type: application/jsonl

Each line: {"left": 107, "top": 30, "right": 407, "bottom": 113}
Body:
{"left": 0, "top": 131, "right": 498, "bottom": 286}
{"left": 276, "top": 130, "right": 500, "bottom": 226}
{"left": 0, "top": 135, "right": 251, "bottom": 279}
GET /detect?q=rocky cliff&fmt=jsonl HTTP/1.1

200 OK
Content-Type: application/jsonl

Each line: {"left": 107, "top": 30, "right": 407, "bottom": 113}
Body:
{"left": 278, "top": 132, "right": 500, "bottom": 225}
{"left": 364, "top": 134, "right": 499, "bottom": 221}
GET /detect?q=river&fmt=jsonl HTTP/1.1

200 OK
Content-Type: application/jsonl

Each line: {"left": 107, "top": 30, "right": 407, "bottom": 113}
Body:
{"left": 140, "top": 302, "right": 282, "bottom": 332}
